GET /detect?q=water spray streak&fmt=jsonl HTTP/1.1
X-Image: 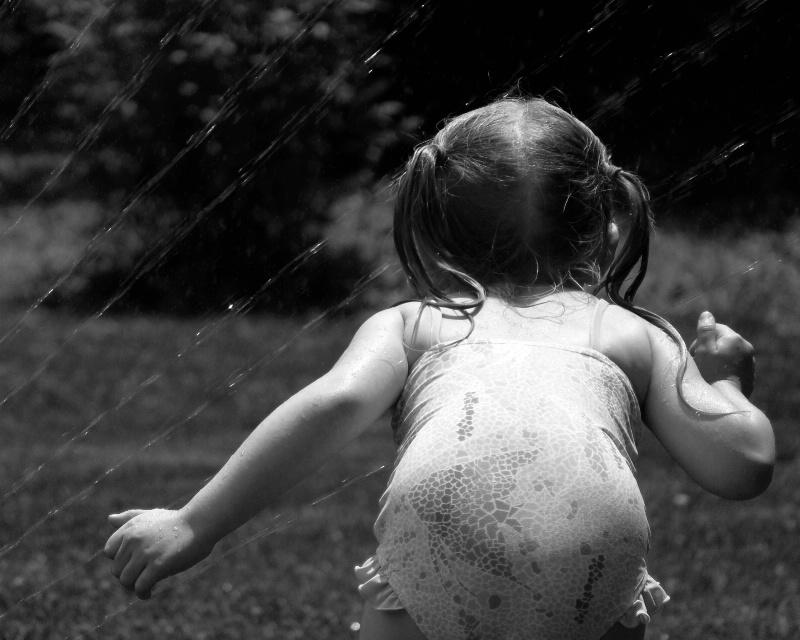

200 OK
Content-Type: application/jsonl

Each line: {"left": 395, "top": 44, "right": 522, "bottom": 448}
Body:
{"left": 479, "top": 0, "right": 641, "bottom": 110}
{"left": 0, "top": 0, "right": 349, "bottom": 387}
{"left": 6, "top": 462, "right": 388, "bottom": 632}
{"left": 1, "top": 0, "right": 336, "bottom": 240}
{"left": 0, "top": 0, "right": 24, "bottom": 20}
{"left": 0, "top": 0, "right": 430, "bottom": 412}
{"left": 0, "top": 376, "right": 159, "bottom": 501}
{"left": 1, "top": 551, "right": 103, "bottom": 619}
{"left": 531, "top": 0, "right": 632, "bottom": 77}
{"left": 0, "top": 402, "right": 210, "bottom": 561}
{"left": 0, "top": 473, "right": 218, "bottom": 621}
{"left": 0, "top": 6, "right": 222, "bottom": 344}
{"left": 9, "top": 3, "right": 217, "bottom": 229}
{"left": 664, "top": 101, "right": 800, "bottom": 202}
{"left": 586, "top": 0, "right": 772, "bottom": 129}
{"left": 664, "top": 236, "right": 800, "bottom": 318}
{"left": 0, "top": 242, "right": 328, "bottom": 503}
{"left": 62, "top": 465, "right": 388, "bottom": 640}
{"left": 0, "top": 1, "right": 117, "bottom": 142}
{"left": 217, "top": 265, "right": 388, "bottom": 394}
{"left": 0, "top": 266, "right": 386, "bottom": 561}
{"left": 0, "top": 0, "right": 332, "bottom": 340}
{"left": 0, "top": 0, "right": 425, "bottom": 566}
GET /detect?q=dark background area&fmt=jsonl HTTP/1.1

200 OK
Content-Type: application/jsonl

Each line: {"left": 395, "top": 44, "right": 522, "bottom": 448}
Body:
{"left": 1, "top": 0, "right": 798, "bottom": 313}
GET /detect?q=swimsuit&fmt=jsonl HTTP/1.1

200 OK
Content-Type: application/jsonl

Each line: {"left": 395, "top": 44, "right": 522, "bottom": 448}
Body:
{"left": 356, "top": 300, "right": 668, "bottom": 640}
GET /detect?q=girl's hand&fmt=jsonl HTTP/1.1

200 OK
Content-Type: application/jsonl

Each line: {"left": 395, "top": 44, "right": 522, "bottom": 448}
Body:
{"left": 689, "top": 311, "right": 755, "bottom": 398}
{"left": 104, "top": 509, "right": 214, "bottom": 599}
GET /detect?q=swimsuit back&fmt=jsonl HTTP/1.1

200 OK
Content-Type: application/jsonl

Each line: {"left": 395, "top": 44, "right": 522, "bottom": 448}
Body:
{"left": 375, "top": 338, "right": 650, "bottom": 640}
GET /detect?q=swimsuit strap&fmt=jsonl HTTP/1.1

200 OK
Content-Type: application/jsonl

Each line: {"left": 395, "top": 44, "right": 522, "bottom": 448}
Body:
{"left": 427, "top": 302, "right": 444, "bottom": 346}
{"left": 589, "top": 298, "right": 609, "bottom": 352}
{"left": 408, "top": 299, "right": 444, "bottom": 354}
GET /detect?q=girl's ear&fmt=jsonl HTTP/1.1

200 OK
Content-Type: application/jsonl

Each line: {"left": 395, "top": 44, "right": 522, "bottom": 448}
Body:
{"left": 599, "top": 222, "right": 620, "bottom": 276}
{"left": 607, "top": 221, "right": 620, "bottom": 254}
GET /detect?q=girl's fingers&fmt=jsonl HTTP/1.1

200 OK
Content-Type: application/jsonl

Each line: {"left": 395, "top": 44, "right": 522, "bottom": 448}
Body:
{"left": 108, "top": 509, "right": 147, "bottom": 528}
{"left": 104, "top": 528, "right": 124, "bottom": 558}
{"left": 105, "top": 510, "right": 147, "bottom": 559}
{"left": 712, "top": 322, "right": 735, "bottom": 340}
{"left": 111, "top": 543, "right": 132, "bottom": 579}
{"left": 118, "top": 552, "right": 148, "bottom": 593}
{"left": 695, "top": 311, "right": 717, "bottom": 350}
{"left": 134, "top": 565, "right": 161, "bottom": 600}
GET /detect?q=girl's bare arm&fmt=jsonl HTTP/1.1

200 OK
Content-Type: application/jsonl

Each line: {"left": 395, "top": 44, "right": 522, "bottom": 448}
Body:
{"left": 104, "top": 307, "right": 409, "bottom": 598}
{"left": 643, "top": 313, "right": 774, "bottom": 500}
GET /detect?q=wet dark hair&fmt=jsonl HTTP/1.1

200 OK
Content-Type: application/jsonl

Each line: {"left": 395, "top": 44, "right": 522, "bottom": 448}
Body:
{"left": 394, "top": 97, "right": 653, "bottom": 309}
{"left": 394, "top": 97, "right": 705, "bottom": 410}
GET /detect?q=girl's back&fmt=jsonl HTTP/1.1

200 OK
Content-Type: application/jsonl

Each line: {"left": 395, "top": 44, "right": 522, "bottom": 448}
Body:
{"left": 372, "top": 294, "right": 656, "bottom": 639}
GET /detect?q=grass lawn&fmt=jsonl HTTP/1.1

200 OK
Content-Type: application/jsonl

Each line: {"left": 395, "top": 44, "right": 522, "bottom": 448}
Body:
{"left": 0, "top": 228, "right": 799, "bottom": 639}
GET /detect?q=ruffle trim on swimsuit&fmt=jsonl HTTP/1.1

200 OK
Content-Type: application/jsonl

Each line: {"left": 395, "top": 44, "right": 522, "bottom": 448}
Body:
{"left": 355, "top": 556, "right": 670, "bottom": 626}
{"left": 617, "top": 575, "right": 671, "bottom": 628}
{"left": 354, "top": 555, "right": 405, "bottom": 610}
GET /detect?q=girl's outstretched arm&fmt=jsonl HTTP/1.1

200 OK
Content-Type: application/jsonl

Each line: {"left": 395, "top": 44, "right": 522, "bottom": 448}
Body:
{"left": 104, "top": 307, "right": 410, "bottom": 599}
{"left": 643, "top": 311, "right": 774, "bottom": 501}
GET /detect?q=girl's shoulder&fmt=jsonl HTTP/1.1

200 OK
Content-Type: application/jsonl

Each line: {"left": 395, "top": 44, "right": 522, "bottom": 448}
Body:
{"left": 595, "top": 302, "right": 657, "bottom": 404}
{"left": 394, "top": 300, "right": 451, "bottom": 368}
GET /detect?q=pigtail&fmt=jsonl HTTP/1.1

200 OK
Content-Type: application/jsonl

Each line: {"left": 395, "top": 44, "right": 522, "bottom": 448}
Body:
{"left": 393, "top": 141, "right": 487, "bottom": 335}
{"left": 393, "top": 143, "right": 446, "bottom": 299}
{"left": 601, "top": 168, "right": 652, "bottom": 306}
{"left": 597, "top": 167, "right": 672, "bottom": 340}
{"left": 600, "top": 169, "right": 738, "bottom": 416}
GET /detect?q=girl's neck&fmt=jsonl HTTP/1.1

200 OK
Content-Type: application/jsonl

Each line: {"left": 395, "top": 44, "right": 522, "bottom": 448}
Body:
{"left": 488, "top": 282, "right": 592, "bottom": 308}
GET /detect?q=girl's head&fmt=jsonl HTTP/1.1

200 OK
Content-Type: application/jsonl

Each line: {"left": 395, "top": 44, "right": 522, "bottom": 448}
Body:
{"left": 393, "top": 97, "right": 653, "bottom": 311}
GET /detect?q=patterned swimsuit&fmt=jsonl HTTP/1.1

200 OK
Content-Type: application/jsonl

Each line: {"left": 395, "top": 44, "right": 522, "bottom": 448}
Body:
{"left": 356, "top": 303, "right": 667, "bottom": 640}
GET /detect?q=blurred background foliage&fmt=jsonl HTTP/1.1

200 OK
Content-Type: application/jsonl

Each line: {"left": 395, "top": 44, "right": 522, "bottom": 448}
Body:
{"left": 0, "top": 0, "right": 798, "bottom": 313}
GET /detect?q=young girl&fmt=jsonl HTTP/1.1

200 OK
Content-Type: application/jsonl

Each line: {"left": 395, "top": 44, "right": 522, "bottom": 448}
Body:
{"left": 104, "top": 97, "right": 774, "bottom": 640}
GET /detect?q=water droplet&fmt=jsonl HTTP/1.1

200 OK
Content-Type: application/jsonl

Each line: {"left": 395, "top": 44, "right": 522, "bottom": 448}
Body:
{"left": 672, "top": 493, "right": 691, "bottom": 507}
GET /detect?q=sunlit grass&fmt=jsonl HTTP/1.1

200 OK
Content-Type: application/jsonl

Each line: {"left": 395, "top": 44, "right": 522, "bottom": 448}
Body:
{"left": 0, "top": 226, "right": 798, "bottom": 639}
